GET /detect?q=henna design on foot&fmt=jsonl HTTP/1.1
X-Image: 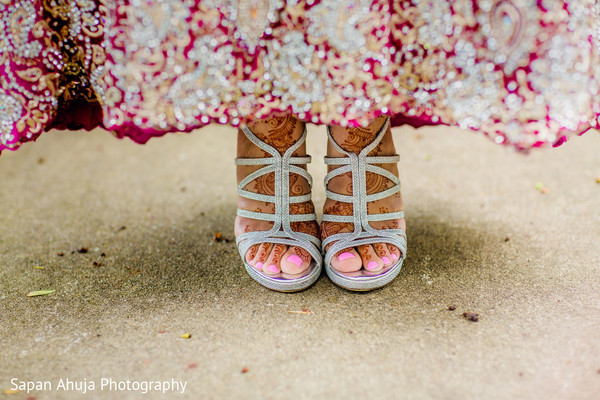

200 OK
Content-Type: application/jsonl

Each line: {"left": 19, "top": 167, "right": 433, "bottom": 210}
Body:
{"left": 365, "top": 172, "right": 390, "bottom": 194}
{"left": 262, "top": 115, "right": 298, "bottom": 154}
{"left": 247, "top": 245, "right": 258, "bottom": 260}
{"left": 270, "top": 244, "right": 286, "bottom": 266}
{"left": 339, "top": 125, "right": 379, "bottom": 154}
{"left": 373, "top": 243, "right": 387, "bottom": 257}
{"left": 358, "top": 245, "right": 372, "bottom": 261}
{"left": 256, "top": 243, "right": 272, "bottom": 261}
{"left": 236, "top": 114, "right": 318, "bottom": 271}
{"left": 324, "top": 201, "right": 353, "bottom": 216}
{"left": 324, "top": 117, "right": 404, "bottom": 272}
{"left": 296, "top": 248, "right": 311, "bottom": 264}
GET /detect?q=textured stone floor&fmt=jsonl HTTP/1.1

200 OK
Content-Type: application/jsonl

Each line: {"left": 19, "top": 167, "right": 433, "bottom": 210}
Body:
{"left": 0, "top": 125, "right": 598, "bottom": 399}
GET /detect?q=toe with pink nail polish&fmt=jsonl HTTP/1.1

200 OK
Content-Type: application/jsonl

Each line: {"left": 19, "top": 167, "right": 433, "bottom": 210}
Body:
{"left": 338, "top": 252, "right": 355, "bottom": 262}
{"left": 381, "top": 256, "right": 391, "bottom": 265}
{"left": 391, "top": 253, "right": 398, "bottom": 260}
{"left": 266, "top": 264, "right": 279, "bottom": 273}
{"left": 366, "top": 261, "right": 379, "bottom": 271}
{"left": 254, "top": 262, "right": 264, "bottom": 270}
{"left": 286, "top": 254, "right": 303, "bottom": 268}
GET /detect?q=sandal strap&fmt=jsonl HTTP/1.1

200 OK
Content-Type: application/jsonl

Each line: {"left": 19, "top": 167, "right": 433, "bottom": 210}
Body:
{"left": 237, "top": 189, "right": 313, "bottom": 204}
{"left": 324, "top": 155, "right": 400, "bottom": 165}
{"left": 323, "top": 117, "right": 406, "bottom": 266}
{"left": 235, "top": 156, "right": 312, "bottom": 166}
{"left": 322, "top": 210, "right": 405, "bottom": 223}
{"left": 235, "top": 124, "right": 322, "bottom": 265}
{"left": 322, "top": 230, "right": 407, "bottom": 250}
{"left": 237, "top": 209, "right": 317, "bottom": 222}
{"left": 236, "top": 164, "right": 314, "bottom": 199}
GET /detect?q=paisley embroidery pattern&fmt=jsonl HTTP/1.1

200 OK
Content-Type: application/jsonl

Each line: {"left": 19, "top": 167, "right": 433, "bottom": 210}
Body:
{"left": 0, "top": 0, "right": 106, "bottom": 149}
{"left": 1, "top": 0, "right": 599, "bottom": 152}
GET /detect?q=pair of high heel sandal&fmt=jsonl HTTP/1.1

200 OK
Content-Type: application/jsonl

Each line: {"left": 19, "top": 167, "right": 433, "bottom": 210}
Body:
{"left": 235, "top": 117, "right": 407, "bottom": 292}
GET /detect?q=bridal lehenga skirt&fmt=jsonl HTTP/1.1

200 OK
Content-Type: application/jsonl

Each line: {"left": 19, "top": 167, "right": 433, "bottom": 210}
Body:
{"left": 1, "top": 0, "right": 599, "bottom": 152}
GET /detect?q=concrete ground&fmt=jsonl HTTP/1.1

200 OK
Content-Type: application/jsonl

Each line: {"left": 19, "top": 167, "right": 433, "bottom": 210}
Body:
{"left": 0, "top": 124, "right": 598, "bottom": 400}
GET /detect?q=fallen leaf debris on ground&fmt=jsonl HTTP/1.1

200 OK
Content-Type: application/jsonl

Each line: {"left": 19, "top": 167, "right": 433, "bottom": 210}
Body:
{"left": 288, "top": 309, "right": 313, "bottom": 315}
{"left": 27, "top": 290, "right": 55, "bottom": 297}
{"left": 212, "top": 232, "right": 230, "bottom": 243}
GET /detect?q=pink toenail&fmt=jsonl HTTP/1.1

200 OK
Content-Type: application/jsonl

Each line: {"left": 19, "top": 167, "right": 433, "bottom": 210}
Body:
{"left": 338, "top": 252, "right": 355, "bottom": 262}
{"left": 366, "top": 261, "right": 379, "bottom": 270}
{"left": 286, "top": 254, "right": 303, "bottom": 267}
{"left": 267, "top": 264, "right": 279, "bottom": 273}
{"left": 381, "top": 256, "right": 391, "bottom": 264}
{"left": 254, "top": 262, "right": 263, "bottom": 270}
{"left": 391, "top": 253, "right": 398, "bottom": 260}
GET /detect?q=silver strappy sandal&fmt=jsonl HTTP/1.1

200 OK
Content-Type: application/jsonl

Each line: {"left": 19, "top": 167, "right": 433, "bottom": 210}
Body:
{"left": 235, "top": 124, "right": 322, "bottom": 292}
{"left": 322, "top": 117, "right": 407, "bottom": 291}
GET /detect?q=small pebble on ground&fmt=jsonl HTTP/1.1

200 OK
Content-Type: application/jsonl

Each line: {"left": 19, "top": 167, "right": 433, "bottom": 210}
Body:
{"left": 462, "top": 312, "right": 479, "bottom": 322}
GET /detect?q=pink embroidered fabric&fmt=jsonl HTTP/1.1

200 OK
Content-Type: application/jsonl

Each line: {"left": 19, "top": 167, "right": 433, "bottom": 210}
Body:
{"left": 1, "top": 0, "right": 599, "bottom": 153}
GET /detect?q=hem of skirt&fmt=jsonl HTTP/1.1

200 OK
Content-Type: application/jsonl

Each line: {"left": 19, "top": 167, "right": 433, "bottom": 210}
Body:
{"left": 103, "top": 111, "right": 443, "bottom": 145}
{"left": 102, "top": 111, "right": 590, "bottom": 152}
{"left": 49, "top": 100, "right": 103, "bottom": 132}
{"left": 2, "top": 109, "right": 594, "bottom": 154}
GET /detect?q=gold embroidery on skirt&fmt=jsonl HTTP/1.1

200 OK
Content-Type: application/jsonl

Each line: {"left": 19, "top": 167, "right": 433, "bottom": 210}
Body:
{"left": 236, "top": 0, "right": 272, "bottom": 53}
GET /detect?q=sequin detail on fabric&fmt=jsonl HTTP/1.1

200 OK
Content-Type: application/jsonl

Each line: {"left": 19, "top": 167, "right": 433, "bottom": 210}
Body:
{"left": 0, "top": 0, "right": 107, "bottom": 150}
{"left": 2, "top": 0, "right": 600, "bottom": 151}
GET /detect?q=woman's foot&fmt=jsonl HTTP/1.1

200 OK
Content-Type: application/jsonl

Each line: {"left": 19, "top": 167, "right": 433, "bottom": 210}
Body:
{"left": 234, "top": 115, "right": 320, "bottom": 276}
{"left": 321, "top": 116, "right": 406, "bottom": 274}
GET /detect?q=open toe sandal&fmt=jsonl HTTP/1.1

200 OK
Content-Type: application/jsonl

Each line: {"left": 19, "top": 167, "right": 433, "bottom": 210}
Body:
{"left": 235, "top": 124, "right": 322, "bottom": 292}
{"left": 322, "top": 117, "right": 407, "bottom": 291}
